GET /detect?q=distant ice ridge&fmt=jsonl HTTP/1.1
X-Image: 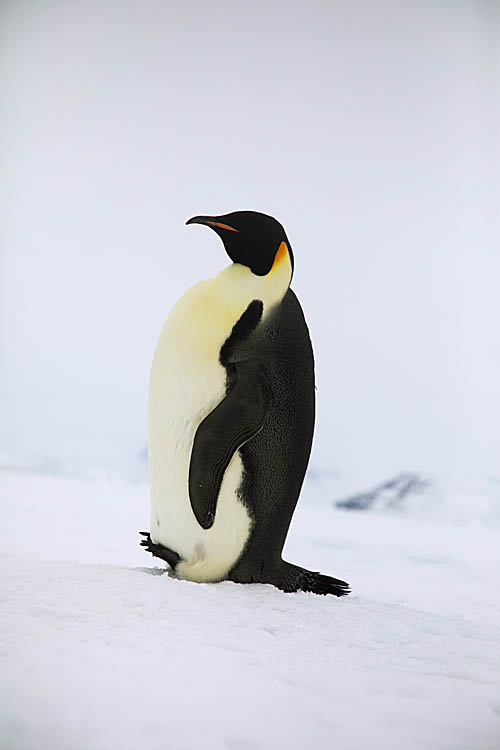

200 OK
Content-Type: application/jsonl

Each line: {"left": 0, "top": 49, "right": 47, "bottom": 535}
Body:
{"left": 334, "top": 471, "right": 500, "bottom": 523}
{"left": 0, "top": 452, "right": 120, "bottom": 481}
{"left": 0, "top": 450, "right": 147, "bottom": 484}
{"left": 2, "top": 450, "right": 499, "bottom": 524}
{"left": 335, "top": 472, "right": 433, "bottom": 511}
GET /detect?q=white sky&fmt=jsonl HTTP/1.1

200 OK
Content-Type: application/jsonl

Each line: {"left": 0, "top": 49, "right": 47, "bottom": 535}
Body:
{"left": 1, "top": 0, "right": 499, "bottom": 483}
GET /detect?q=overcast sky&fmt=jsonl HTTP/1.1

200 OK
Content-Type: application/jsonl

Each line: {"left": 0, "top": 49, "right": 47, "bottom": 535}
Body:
{"left": 1, "top": 0, "right": 498, "bottom": 485}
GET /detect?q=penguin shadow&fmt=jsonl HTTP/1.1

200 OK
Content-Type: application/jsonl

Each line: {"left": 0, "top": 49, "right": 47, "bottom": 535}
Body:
{"left": 134, "top": 566, "right": 171, "bottom": 577}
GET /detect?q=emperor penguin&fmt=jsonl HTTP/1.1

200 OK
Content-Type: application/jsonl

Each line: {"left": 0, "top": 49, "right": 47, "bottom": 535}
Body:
{"left": 141, "top": 211, "right": 349, "bottom": 596}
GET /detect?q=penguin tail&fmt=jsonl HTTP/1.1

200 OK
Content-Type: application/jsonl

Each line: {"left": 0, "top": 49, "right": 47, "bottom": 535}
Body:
{"left": 278, "top": 561, "right": 350, "bottom": 597}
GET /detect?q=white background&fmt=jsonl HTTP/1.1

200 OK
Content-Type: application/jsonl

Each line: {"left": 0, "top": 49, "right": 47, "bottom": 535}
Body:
{"left": 1, "top": 0, "right": 499, "bottom": 484}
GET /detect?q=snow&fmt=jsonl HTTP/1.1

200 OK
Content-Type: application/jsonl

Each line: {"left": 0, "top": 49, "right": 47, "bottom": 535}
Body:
{"left": 1, "top": 467, "right": 500, "bottom": 749}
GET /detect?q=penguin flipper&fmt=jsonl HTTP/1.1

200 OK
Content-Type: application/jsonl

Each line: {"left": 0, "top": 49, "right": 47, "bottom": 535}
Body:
{"left": 189, "top": 359, "right": 270, "bottom": 530}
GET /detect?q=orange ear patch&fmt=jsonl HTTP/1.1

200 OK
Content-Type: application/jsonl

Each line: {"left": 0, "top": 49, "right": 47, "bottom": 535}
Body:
{"left": 271, "top": 241, "right": 289, "bottom": 272}
{"left": 206, "top": 221, "right": 239, "bottom": 232}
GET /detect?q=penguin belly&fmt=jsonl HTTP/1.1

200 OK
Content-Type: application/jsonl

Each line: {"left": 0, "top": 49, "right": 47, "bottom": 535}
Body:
{"left": 148, "top": 280, "right": 252, "bottom": 583}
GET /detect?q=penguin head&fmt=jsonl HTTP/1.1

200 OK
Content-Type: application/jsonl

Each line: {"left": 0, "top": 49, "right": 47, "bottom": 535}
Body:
{"left": 186, "top": 211, "right": 294, "bottom": 277}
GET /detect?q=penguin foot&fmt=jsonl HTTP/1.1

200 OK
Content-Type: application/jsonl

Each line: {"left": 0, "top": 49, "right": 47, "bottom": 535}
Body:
{"left": 278, "top": 561, "right": 350, "bottom": 597}
{"left": 228, "top": 559, "right": 350, "bottom": 597}
{"left": 139, "top": 532, "right": 181, "bottom": 570}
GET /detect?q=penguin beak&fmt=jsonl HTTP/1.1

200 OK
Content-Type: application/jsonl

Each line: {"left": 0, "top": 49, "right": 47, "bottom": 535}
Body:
{"left": 186, "top": 216, "right": 240, "bottom": 233}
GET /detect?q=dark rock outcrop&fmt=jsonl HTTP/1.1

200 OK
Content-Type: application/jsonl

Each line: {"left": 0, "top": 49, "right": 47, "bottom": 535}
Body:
{"left": 335, "top": 472, "right": 432, "bottom": 511}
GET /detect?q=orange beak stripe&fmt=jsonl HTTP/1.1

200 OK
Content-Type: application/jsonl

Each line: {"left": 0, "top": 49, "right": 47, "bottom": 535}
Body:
{"left": 206, "top": 221, "right": 239, "bottom": 232}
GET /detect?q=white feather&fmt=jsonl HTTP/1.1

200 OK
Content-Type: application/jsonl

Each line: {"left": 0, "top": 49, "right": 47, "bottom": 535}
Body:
{"left": 148, "top": 250, "right": 292, "bottom": 582}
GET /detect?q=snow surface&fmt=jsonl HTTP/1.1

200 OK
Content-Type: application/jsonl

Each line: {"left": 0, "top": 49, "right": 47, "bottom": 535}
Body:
{"left": 1, "top": 467, "right": 500, "bottom": 750}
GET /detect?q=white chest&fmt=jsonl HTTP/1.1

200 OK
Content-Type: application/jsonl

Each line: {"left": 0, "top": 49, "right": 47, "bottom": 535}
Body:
{"left": 147, "top": 256, "right": 293, "bottom": 583}
{"left": 148, "top": 278, "right": 251, "bottom": 582}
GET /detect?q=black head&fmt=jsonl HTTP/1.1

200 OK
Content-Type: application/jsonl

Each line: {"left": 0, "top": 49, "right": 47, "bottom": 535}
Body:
{"left": 186, "top": 211, "right": 294, "bottom": 277}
